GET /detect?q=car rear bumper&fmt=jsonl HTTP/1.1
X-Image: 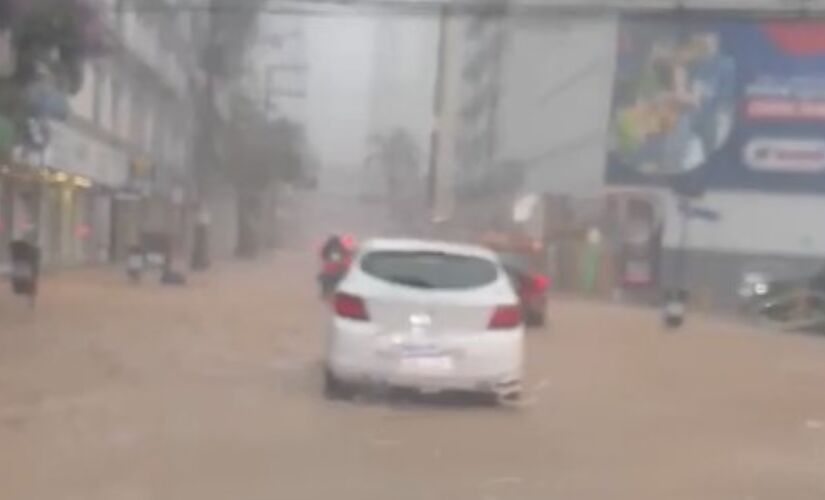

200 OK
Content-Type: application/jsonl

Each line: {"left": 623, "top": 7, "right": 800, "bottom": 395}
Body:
{"left": 326, "top": 319, "right": 524, "bottom": 394}
{"left": 329, "top": 362, "right": 522, "bottom": 394}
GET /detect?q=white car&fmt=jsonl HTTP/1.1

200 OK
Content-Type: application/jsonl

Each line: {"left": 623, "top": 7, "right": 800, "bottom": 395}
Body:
{"left": 324, "top": 238, "right": 524, "bottom": 402}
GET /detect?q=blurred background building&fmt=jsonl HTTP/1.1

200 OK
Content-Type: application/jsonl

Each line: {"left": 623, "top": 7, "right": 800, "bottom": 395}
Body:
{"left": 425, "top": 0, "right": 825, "bottom": 305}
{"left": 0, "top": 0, "right": 198, "bottom": 269}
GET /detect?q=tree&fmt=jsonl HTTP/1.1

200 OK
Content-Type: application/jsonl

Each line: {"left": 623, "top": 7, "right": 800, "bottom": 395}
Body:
{"left": 0, "top": 0, "right": 106, "bottom": 156}
{"left": 194, "top": 0, "right": 268, "bottom": 181}
{"left": 194, "top": 0, "right": 311, "bottom": 257}
{"left": 223, "top": 94, "right": 303, "bottom": 257}
{"left": 11, "top": 0, "right": 106, "bottom": 91}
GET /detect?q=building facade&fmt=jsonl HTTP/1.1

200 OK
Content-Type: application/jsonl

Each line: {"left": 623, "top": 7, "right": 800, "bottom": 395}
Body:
{"left": 0, "top": 0, "right": 199, "bottom": 269}
{"left": 435, "top": 2, "right": 825, "bottom": 304}
{"left": 430, "top": 8, "right": 510, "bottom": 228}
{"left": 246, "top": 15, "right": 309, "bottom": 125}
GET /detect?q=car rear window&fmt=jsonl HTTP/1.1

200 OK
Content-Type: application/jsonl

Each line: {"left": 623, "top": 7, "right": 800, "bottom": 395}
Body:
{"left": 361, "top": 251, "right": 498, "bottom": 290}
{"left": 497, "top": 251, "right": 533, "bottom": 273}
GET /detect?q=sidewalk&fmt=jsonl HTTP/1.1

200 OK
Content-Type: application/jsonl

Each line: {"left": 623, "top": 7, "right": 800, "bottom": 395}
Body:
{"left": 0, "top": 250, "right": 314, "bottom": 321}
{"left": 0, "top": 249, "right": 318, "bottom": 407}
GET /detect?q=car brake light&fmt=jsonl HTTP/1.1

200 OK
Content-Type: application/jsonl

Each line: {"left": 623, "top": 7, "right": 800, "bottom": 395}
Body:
{"left": 334, "top": 293, "right": 369, "bottom": 321}
{"left": 489, "top": 304, "right": 522, "bottom": 329}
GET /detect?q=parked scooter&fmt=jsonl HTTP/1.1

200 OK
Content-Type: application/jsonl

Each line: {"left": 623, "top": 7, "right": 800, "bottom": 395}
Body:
{"left": 9, "top": 239, "right": 40, "bottom": 307}
{"left": 126, "top": 245, "right": 145, "bottom": 284}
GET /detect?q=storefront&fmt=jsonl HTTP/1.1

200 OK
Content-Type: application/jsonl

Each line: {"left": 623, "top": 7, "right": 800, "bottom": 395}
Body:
{"left": 0, "top": 173, "right": 11, "bottom": 265}
{"left": 110, "top": 190, "right": 141, "bottom": 262}
{"left": 38, "top": 121, "right": 128, "bottom": 267}
{"left": 0, "top": 162, "right": 42, "bottom": 267}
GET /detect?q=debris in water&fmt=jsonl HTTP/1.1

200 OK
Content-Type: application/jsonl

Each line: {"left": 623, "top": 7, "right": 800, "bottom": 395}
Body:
{"left": 805, "top": 419, "right": 823, "bottom": 430}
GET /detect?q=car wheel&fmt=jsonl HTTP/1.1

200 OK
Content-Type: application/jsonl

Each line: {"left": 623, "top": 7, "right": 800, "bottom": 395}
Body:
{"left": 323, "top": 367, "right": 353, "bottom": 400}
{"left": 495, "top": 390, "right": 522, "bottom": 407}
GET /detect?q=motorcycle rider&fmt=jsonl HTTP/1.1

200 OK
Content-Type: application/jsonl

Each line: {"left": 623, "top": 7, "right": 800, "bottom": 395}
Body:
{"left": 320, "top": 233, "right": 354, "bottom": 262}
{"left": 318, "top": 234, "right": 356, "bottom": 297}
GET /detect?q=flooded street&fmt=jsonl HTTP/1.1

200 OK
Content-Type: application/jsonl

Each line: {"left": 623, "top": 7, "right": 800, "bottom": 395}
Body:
{"left": 0, "top": 253, "right": 823, "bottom": 500}
{"left": 3, "top": 1, "right": 825, "bottom": 499}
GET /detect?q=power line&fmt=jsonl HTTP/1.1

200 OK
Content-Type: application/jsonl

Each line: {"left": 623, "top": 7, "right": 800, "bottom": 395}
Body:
{"left": 102, "top": 0, "right": 825, "bottom": 18}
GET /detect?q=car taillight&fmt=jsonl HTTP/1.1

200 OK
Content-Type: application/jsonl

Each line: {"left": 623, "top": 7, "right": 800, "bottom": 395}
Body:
{"left": 488, "top": 304, "right": 522, "bottom": 329}
{"left": 333, "top": 293, "right": 369, "bottom": 321}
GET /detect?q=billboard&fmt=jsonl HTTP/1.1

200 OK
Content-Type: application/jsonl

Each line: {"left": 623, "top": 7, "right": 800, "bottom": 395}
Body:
{"left": 607, "top": 17, "right": 825, "bottom": 194}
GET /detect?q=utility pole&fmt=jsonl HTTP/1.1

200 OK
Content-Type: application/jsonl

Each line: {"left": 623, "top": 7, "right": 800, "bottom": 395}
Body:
{"left": 189, "top": 0, "right": 220, "bottom": 271}
{"left": 427, "top": 4, "right": 449, "bottom": 229}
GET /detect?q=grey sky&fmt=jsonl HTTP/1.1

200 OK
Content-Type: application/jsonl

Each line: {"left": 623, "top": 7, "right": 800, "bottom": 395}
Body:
{"left": 306, "top": 17, "right": 376, "bottom": 169}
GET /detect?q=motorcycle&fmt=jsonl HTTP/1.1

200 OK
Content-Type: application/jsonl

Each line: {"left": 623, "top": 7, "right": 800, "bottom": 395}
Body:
{"left": 126, "top": 245, "right": 146, "bottom": 284}
{"left": 318, "top": 250, "right": 351, "bottom": 299}
{"left": 739, "top": 269, "right": 825, "bottom": 332}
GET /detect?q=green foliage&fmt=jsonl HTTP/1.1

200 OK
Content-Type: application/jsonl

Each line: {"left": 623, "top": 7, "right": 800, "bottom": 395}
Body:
{"left": 11, "top": 0, "right": 106, "bottom": 93}
{"left": 202, "top": 0, "right": 267, "bottom": 79}
{"left": 223, "top": 94, "right": 304, "bottom": 192}
{"left": 0, "top": 0, "right": 106, "bottom": 155}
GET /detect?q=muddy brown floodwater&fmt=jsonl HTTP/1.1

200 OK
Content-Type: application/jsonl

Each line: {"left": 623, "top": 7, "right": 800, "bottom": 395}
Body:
{"left": 0, "top": 252, "right": 824, "bottom": 500}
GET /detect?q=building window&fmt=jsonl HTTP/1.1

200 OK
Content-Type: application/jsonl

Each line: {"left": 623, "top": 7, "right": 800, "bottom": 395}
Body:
{"left": 144, "top": 104, "right": 155, "bottom": 153}
{"left": 120, "top": 86, "right": 131, "bottom": 139}
{"left": 92, "top": 69, "right": 102, "bottom": 125}
{"left": 130, "top": 91, "right": 144, "bottom": 148}
{"left": 151, "top": 108, "right": 165, "bottom": 160}
{"left": 110, "top": 79, "right": 121, "bottom": 135}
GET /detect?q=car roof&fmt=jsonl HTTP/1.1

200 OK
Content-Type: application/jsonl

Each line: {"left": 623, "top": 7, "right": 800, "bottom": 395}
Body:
{"left": 360, "top": 238, "right": 498, "bottom": 261}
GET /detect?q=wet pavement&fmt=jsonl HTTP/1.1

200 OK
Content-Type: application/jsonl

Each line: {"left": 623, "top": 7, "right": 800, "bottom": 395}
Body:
{"left": 1, "top": 253, "right": 824, "bottom": 500}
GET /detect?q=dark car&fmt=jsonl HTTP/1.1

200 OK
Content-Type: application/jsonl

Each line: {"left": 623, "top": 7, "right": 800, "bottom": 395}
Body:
{"left": 497, "top": 249, "right": 550, "bottom": 327}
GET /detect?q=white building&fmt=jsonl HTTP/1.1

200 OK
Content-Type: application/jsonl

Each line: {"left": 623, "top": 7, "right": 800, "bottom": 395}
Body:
{"left": 496, "top": 15, "right": 615, "bottom": 196}
{"left": 433, "top": 2, "right": 825, "bottom": 303}
{"left": 0, "top": 0, "right": 199, "bottom": 267}
{"left": 246, "top": 15, "right": 309, "bottom": 125}
{"left": 429, "top": 9, "right": 510, "bottom": 227}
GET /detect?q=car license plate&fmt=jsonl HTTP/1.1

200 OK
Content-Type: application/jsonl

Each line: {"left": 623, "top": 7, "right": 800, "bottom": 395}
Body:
{"left": 399, "top": 356, "right": 453, "bottom": 374}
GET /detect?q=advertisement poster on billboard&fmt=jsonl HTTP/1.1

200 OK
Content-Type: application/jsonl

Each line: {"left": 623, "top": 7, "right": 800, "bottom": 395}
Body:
{"left": 607, "top": 17, "right": 825, "bottom": 194}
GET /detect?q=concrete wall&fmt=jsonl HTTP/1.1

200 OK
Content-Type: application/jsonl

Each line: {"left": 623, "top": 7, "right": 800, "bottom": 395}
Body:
{"left": 249, "top": 15, "right": 308, "bottom": 123}
{"left": 661, "top": 191, "right": 825, "bottom": 256}
{"left": 659, "top": 191, "right": 825, "bottom": 306}
{"left": 496, "top": 16, "right": 616, "bottom": 196}
{"left": 432, "top": 15, "right": 468, "bottom": 222}
{"left": 492, "top": 14, "right": 825, "bottom": 307}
